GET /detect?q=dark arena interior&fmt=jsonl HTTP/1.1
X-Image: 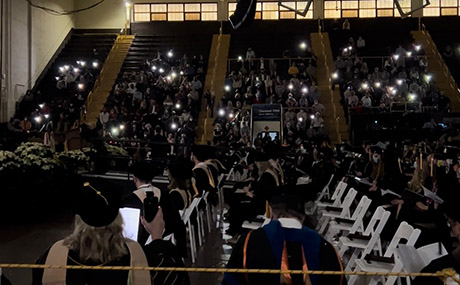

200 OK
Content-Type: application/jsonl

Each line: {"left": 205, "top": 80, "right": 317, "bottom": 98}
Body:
{"left": 1, "top": 0, "right": 460, "bottom": 284}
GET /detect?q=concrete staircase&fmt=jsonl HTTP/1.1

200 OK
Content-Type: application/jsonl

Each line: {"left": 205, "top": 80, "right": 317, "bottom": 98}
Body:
{"left": 83, "top": 35, "right": 135, "bottom": 124}
{"left": 311, "top": 33, "right": 348, "bottom": 144}
{"left": 196, "top": 33, "right": 231, "bottom": 144}
{"left": 411, "top": 30, "right": 460, "bottom": 112}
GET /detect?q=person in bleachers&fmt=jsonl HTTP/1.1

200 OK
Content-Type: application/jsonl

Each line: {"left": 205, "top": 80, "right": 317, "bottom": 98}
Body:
{"left": 124, "top": 161, "right": 187, "bottom": 258}
{"left": 32, "top": 179, "right": 189, "bottom": 285}
{"left": 357, "top": 36, "right": 366, "bottom": 54}
{"left": 168, "top": 161, "right": 193, "bottom": 212}
{"left": 223, "top": 195, "right": 344, "bottom": 285}
{"left": 245, "top": 47, "right": 256, "bottom": 62}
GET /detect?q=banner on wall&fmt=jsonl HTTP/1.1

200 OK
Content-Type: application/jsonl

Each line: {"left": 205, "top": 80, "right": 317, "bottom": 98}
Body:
{"left": 251, "top": 104, "right": 282, "bottom": 143}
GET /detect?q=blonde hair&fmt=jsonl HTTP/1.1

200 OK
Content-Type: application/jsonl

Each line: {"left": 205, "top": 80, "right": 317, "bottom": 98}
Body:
{"left": 256, "top": 161, "right": 273, "bottom": 177}
{"left": 63, "top": 213, "right": 128, "bottom": 264}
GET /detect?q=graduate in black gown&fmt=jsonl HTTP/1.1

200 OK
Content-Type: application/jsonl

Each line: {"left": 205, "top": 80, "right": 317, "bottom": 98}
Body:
{"left": 223, "top": 195, "right": 345, "bottom": 285}
{"left": 167, "top": 160, "right": 193, "bottom": 212}
{"left": 413, "top": 204, "right": 460, "bottom": 285}
{"left": 226, "top": 152, "right": 281, "bottom": 235}
{"left": 123, "top": 161, "right": 187, "bottom": 257}
{"left": 191, "top": 144, "right": 217, "bottom": 198}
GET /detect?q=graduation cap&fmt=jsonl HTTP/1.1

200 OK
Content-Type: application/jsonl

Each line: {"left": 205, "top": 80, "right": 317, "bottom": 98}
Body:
{"left": 370, "top": 145, "right": 384, "bottom": 155}
{"left": 254, "top": 151, "right": 269, "bottom": 162}
{"left": 270, "top": 194, "right": 305, "bottom": 216}
{"left": 74, "top": 179, "right": 123, "bottom": 227}
{"left": 263, "top": 142, "right": 281, "bottom": 160}
{"left": 130, "top": 160, "right": 162, "bottom": 182}
{"left": 168, "top": 160, "right": 193, "bottom": 181}
{"left": 191, "top": 144, "right": 211, "bottom": 162}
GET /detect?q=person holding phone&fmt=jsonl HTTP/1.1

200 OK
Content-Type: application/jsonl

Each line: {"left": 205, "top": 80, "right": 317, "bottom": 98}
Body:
{"left": 124, "top": 161, "right": 187, "bottom": 257}
{"left": 33, "top": 179, "right": 189, "bottom": 285}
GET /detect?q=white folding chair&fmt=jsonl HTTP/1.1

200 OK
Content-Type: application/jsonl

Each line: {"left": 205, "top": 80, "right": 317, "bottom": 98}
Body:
{"left": 350, "top": 221, "right": 421, "bottom": 285}
{"left": 416, "top": 242, "right": 448, "bottom": 271}
{"left": 203, "top": 191, "right": 213, "bottom": 233}
{"left": 318, "top": 188, "right": 357, "bottom": 234}
{"left": 325, "top": 195, "right": 372, "bottom": 241}
{"left": 195, "top": 195, "right": 205, "bottom": 246}
{"left": 306, "top": 174, "right": 335, "bottom": 216}
{"left": 316, "top": 180, "right": 348, "bottom": 209}
{"left": 338, "top": 206, "right": 391, "bottom": 271}
{"left": 183, "top": 198, "right": 200, "bottom": 263}
{"left": 217, "top": 173, "right": 226, "bottom": 213}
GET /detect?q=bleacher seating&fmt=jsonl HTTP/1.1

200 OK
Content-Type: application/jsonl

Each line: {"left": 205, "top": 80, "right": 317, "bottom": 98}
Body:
{"left": 16, "top": 32, "right": 117, "bottom": 135}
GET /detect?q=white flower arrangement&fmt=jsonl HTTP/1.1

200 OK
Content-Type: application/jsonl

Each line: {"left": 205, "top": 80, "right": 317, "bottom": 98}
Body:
{"left": 0, "top": 151, "right": 21, "bottom": 171}
{"left": 58, "top": 150, "right": 89, "bottom": 162}
{"left": 14, "top": 142, "right": 58, "bottom": 170}
{"left": 105, "top": 143, "right": 129, "bottom": 156}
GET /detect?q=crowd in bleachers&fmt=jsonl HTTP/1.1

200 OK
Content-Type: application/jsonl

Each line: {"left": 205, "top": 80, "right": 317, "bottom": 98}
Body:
{"left": 213, "top": 46, "right": 330, "bottom": 151}
{"left": 99, "top": 51, "right": 206, "bottom": 157}
{"left": 333, "top": 36, "right": 451, "bottom": 121}
{"left": 13, "top": 34, "right": 116, "bottom": 134}
{"left": 12, "top": 60, "right": 100, "bottom": 136}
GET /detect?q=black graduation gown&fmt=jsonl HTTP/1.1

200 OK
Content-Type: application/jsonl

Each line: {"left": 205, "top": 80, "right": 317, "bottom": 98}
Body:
{"left": 223, "top": 223, "right": 345, "bottom": 285}
{"left": 251, "top": 172, "right": 279, "bottom": 214}
{"left": 123, "top": 188, "right": 187, "bottom": 258}
{"left": 32, "top": 240, "right": 189, "bottom": 285}
{"left": 193, "top": 167, "right": 215, "bottom": 196}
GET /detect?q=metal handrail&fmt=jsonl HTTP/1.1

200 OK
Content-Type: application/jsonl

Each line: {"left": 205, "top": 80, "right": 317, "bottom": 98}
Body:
{"left": 227, "top": 57, "right": 313, "bottom": 73}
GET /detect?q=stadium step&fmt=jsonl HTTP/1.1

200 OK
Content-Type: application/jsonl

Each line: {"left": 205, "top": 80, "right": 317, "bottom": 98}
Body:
{"left": 311, "top": 32, "right": 349, "bottom": 144}
{"left": 83, "top": 35, "right": 135, "bottom": 124}
{"left": 411, "top": 30, "right": 460, "bottom": 112}
{"left": 196, "top": 33, "right": 231, "bottom": 144}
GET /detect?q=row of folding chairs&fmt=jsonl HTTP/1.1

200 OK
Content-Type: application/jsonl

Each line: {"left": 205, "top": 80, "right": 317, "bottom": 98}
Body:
{"left": 313, "top": 176, "right": 448, "bottom": 285}
{"left": 180, "top": 173, "right": 227, "bottom": 263}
